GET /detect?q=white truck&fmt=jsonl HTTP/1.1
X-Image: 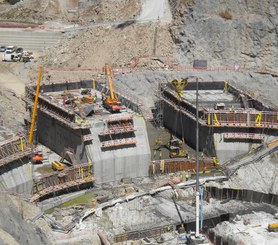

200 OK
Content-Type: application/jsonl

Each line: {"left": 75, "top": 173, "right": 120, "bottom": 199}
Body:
{"left": 2, "top": 53, "right": 19, "bottom": 62}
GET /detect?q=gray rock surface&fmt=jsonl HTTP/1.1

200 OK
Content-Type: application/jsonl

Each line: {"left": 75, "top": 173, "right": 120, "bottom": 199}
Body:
{"left": 170, "top": 0, "right": 278, "bottom": 69}
{"left": 0, "top": 194, "right": 50, "bottom": 245}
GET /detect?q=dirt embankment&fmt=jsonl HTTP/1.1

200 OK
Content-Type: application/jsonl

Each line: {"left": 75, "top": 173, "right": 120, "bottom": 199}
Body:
{"left": 0, "top": 0, "right": 141, "bottom": 24}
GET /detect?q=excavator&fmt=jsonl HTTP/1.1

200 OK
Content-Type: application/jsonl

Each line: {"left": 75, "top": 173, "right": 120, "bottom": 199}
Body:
{"left": 154, "top": 136, "right": 188, "bottom": 159}
{"left": 170, "top": 78, "right": 188, "bottom": 97}
{"left": 167, "top": 138, "right": 188, "bottom": 158}
{"left": 102, "top": 64, "right": 121, "bottom": 113}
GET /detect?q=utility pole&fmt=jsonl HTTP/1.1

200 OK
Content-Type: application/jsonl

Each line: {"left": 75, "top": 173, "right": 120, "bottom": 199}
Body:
{"left": 195, "top": 77, "right": 200, "bottom": 238}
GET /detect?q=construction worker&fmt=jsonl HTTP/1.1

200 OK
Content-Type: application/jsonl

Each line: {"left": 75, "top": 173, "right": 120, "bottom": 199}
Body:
{"left": 185, "top": 173, "right": 189, "bottom": 181}
{"left": 153, "top": 149, "right": 157, "bottom": 158}
{"left": 159, "top": 150, "right": 162, "bottom": 160}
{"left": 179, "top": 173, "right": 183, "bottom": 181}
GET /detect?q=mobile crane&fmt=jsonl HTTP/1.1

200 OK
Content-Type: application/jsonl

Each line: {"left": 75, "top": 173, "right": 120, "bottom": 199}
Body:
{"left": 29, "top": 67, "right": 45, "bottom": 164}
{"left": 102, "top": 64, "right": 121, "bottom": 113}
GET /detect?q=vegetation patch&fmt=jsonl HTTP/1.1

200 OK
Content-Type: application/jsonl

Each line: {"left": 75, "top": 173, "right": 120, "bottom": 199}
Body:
{"left": 219, "top": 10, "right": 233, "bottom": 20}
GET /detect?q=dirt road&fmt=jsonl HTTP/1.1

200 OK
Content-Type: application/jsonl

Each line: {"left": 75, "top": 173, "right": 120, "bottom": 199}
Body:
{"left": 137, "top": 0, "right": 172, "bottom": 22}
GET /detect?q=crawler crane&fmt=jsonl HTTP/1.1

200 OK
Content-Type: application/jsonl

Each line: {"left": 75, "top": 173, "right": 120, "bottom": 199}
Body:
{"left": 102, "top": 64, "right": 122, "bottom": 113}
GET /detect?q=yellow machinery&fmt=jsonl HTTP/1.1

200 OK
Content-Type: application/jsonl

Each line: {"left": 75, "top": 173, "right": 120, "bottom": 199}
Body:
{"left": 171, "top": 78, "right": 188, "bottom": 96}
{"left": 52, "top": 161, "right": 64, "bottom": 171}
{"left": 154, "top": 137, "right": 188, "bottom": 159}
{"left": 268, "top": 223, "right": 278, "bottom": 232}
{"left": 28, "top": 67, "right": 43, "bottom": 144}
{"left": 167, "top": 138, "right": 188, "bottom": 158}
{"left": 102, "top": 64, "right": 121, "bottom": 113}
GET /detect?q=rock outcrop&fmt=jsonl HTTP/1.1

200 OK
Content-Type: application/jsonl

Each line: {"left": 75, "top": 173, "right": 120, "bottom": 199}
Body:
{"left": 170, "top": 0, "right": 278, "bottom": 70}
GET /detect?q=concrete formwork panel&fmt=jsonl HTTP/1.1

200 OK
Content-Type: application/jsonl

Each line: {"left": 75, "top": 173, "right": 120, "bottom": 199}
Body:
{"left": 37, "top": 112, "right": 87, "bottom": 162}
{"left": 162, "top": 101, "right": 212, "bottom": 154}
{"left": 213, "top": 133, "right": 251, "bottom": 163}
{"left": 86, "top": 117, "right": 151, "bottom": 183}
{"left": 0, "top": 162, "right": 33, "bottom": 194}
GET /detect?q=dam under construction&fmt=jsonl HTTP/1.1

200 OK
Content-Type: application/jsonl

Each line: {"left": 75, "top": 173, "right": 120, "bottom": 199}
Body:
{"left": 0, "top": 67, "right": 278, "bottom": 244}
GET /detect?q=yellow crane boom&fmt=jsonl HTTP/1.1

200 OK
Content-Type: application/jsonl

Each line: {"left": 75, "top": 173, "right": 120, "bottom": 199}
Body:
{"left": 102, "top": 64, "right": 121, "bottom": 113}
{"left": 28, "top": 67, "right": 43, "bottom": 144}
{"left": 105, "top": 64, "right": 118, "bottom": 100}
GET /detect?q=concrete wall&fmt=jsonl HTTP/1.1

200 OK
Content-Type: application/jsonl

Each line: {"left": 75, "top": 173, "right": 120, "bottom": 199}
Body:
{"left": 37, "top": 112, "right": 87, "bottom": 162}
{"left": 86, "top": 117, "right": 151, "bottom": 183}
{"left": 213, "top": 133, "right": 251, "bottom": 163}
{"left": 0, "top": 160, "right": 33, "bottom": 194}
{"left": 162, "top": 101, "right": 213, "bottom": 154}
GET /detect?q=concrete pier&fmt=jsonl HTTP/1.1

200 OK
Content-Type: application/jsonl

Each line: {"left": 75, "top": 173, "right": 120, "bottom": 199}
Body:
{"left": 25, "top": 80, "right": 151, "bottom": 184}
{"left": 160, "top": 80, "right": 278, "bottom": 161}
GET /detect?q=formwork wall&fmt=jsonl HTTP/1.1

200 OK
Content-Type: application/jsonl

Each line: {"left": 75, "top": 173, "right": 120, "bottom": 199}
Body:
{"left": 162, "top": 101, "right": 214, "bottom": 155}
{"left": 160, "top": 81, "right": 278, "bottom": 159}
{"left": 0, "top": 160, "right": 33, "bottom": 194}
{"left": 37, "top": 113, "right": 87, "bottom": 162}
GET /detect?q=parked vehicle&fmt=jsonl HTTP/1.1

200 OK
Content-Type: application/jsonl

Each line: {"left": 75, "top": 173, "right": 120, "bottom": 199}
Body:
{"left": 6, "top": 46, "right": 16, "bottom": 54}
{"left": 16, "top": 47, "right": 23, "bottom": 54}
{"left": 0, "top": 46, "right": 6, "bottom": 52}
{"left": 2, "top": 53, "right": 20, "bottom": 62}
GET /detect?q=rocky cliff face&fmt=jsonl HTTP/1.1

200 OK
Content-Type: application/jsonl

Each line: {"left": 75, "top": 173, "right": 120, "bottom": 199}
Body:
{"left": 170, "top": 0, "right": 278, "bottom": 70}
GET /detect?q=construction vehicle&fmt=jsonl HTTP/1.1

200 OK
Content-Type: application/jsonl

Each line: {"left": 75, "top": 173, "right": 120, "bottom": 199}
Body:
{"left": 167, "top": 138, "right": 188, "bottom": 158}
{"left": 170, "top": 78, "right": 188, "bottom": 96}
{"left": 28, "top": 67, "right": 43, "bottom": 144}
{"left": 32, "top": 150, "right": 44, "bottom": 164}
{"left": 51, "top": 161, "right": 64, "bottom": 171}
{"left": 154, "top": 136, "right": 188, "bottom": 159}
{"left": 102, "top": 64, "right": 121, "bottom": 113}
{"left": 268, "top": 223, "right": 278, "bottom": 232}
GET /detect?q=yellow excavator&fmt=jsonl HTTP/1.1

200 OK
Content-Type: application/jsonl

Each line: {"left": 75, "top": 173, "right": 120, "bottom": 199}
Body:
{"left": 170, "top": 78, "right": 188, "bottom": 96}
{"left": 102, "top": 64, "right": 121, "bottom": 113}
{"left": 154, "top": 136, "right": 188, "bottom": 158}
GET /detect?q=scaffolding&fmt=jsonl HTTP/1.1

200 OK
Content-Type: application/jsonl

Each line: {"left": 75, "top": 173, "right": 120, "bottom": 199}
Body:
{"left": 31, "top": 163, "right": 94, "bottom": 202}
{"left": 223, "top": 133, "right": 264, "bottom": 141}
{"left": 101, "top": 138, "right": 137, "bottom": 150}
{"left": 149, "top": 157, "right": 216, "bottom": 176}
{"left": 160, "top": 82, "right": 278, "bottom": 130}
{"left": 0, "top": 136, "right": 31, "bottom": 167}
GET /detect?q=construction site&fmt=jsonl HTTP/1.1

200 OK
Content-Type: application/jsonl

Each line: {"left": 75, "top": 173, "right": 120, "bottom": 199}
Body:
{"left": 0, "top": 0, "right": 278, "bottom": 244}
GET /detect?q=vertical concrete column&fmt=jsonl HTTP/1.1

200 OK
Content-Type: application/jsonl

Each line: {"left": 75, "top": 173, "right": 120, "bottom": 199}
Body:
{"left": 247, "top": 112, "right": 250, "bottom": 126}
